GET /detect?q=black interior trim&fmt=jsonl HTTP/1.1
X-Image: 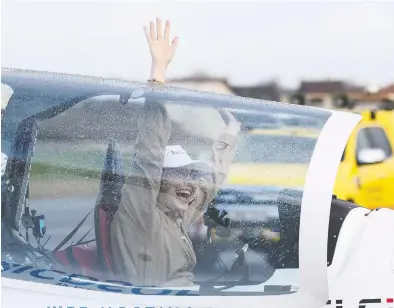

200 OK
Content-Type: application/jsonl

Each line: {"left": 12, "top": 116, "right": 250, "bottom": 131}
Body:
{"left": 327, "top": 196, "right": 358, "bottom": 266}
{"left": 269, "top": 190, "right": 359, "bottom": 268}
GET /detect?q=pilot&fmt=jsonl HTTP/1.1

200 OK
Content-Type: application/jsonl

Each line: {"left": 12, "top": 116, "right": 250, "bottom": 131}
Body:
{"left": 109, "top": 18, "right": 240, "bottom": 287}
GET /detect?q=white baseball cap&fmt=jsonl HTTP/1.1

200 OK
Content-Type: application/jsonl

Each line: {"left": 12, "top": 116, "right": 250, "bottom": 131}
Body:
{"left": 163, "top": 145, "right": 209, "bottom": 169}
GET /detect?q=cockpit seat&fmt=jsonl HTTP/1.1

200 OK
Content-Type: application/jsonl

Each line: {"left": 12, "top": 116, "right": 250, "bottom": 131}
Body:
{"left": 94, "top": 138, "right": 125, "bottom": 272}
{"left": 54, "top": 241, "right": 101, "bottom": 277}
{"left": 54, "top": 139, "right": 125, "bottom": 276}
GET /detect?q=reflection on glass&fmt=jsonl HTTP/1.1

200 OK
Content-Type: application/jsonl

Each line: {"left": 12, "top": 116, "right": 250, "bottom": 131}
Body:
{"left": 1, "top": 81, "right": 331, "bottom": 297}
{"left": 234, "top": 133, "right": 318, "bottom": 164}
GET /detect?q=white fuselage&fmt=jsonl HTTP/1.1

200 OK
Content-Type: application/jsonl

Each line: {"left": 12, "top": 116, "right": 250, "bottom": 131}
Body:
{"left": 2, "top": 206, "right": 394, "bottom": 308}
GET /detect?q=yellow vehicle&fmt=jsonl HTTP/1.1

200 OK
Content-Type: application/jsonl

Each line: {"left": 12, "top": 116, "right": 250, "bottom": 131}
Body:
{"left": 227, "top": 108, "right": 394, "bottom": 210}
{"left": 333, "top": 109, "right": 394, "bottom": 210}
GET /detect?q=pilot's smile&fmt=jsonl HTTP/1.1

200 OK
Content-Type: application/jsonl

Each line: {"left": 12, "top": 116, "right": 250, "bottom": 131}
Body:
{"left": 175, "top": 185, "right": 196, "bottom": 201}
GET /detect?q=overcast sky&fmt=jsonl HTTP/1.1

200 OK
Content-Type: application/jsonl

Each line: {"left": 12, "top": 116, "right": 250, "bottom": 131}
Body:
{"left": 2, "top": 1, "right": 394, "bottom": 88}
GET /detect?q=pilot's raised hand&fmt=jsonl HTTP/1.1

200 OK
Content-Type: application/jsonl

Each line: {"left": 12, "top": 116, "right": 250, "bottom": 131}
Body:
{"left": 202, "top": 108, "right": 240, "bottom": 197}
{"left": 144, "top": 17, "right": 179, "bottom": 84}
{"left": 218, "top": 108, "right": 241, "bottom": 138}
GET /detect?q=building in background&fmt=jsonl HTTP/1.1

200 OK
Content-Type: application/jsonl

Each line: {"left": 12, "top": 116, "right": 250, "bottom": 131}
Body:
{"left": 288, "top": 80, "right": 367, "bottom": 109}
{"left": 362, "top": 83, "right": 394, "bottom": 109}
{"left": 168, "top": 76, "right": 288, "bottom": 103}
{"left": 167, "top": 75, "right": 235, "bottom": 95}
{"left": 167, "top": 74, "right": 393, "bottom": 111}
{"left": 229, "top": 81, "right": 282, "bottom": 102}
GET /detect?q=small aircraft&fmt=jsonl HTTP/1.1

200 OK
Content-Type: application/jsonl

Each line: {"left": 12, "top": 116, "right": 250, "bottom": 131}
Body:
{"left": 1, "top": 68, "right": 393, "bottom": 308}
